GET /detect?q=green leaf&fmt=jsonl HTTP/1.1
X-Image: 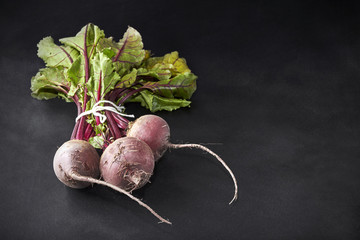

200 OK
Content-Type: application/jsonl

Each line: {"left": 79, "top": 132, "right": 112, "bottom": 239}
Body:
{"left": 143, "top": 51, "right": 191, "bottom": 78}
{"left": 99, "top": 27, "right": 145, "bottom": 70}
{"left": 66, "top": 56, "right": 85, "bottom": 98}
{"left": 30, "top": 67, "right": 71, "bottom": 102}
{"left": 115, "top": 68, "right": 138, "bottom": 88}
{"left": 129, "top": 90, "right": 191, "bottom": 112}
{"left": 97, "top": 37, "right": 118, "bottom": 56}
{"left": 37, "top": 37, "right": 80, "bottom": 68}
{"left": 163, "top": 51, "right": 191, "bottom": 75}
{"left": 59, "top": 23, "right": 105, "bottom": 59}
{"left": 87, "top": 52, "right": 120, "bottom": 100}
{"left": 140, "top": 72, "right": 197, "bottom": 99}
{"left": 137, "top": 64, "right": 171, "bottom": 81}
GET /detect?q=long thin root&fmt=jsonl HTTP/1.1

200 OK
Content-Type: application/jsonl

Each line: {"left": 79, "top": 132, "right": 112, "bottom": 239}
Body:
{"left": 168, "top": 143, "right": 238, "bottom": 205}
{"left": 69, "top": 172, "right": 172, "bottom": 225}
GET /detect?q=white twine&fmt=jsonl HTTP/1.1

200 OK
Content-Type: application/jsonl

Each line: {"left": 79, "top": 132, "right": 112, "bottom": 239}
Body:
{"left": 75, "top": 100, "right": 135, "bottom": 123}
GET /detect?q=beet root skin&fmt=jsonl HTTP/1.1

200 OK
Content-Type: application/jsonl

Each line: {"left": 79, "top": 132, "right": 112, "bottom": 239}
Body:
{"left": 127, "top": 114, "right": 170, "bottom": 161}
{"left": 100, "top": 137, "right": 155, "bottom": 192}
{"left": 53, "top": 140, "right": 100, "bottom": 189}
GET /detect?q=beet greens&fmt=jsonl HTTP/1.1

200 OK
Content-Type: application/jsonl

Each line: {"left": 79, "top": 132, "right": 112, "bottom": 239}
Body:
{"left": 31, "top": 23, "right": 197, "bottom": 149}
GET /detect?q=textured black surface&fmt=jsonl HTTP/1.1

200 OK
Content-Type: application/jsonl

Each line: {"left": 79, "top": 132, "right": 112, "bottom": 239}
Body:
{"left": 1, "top": 0, "right": 360, "bottom": 239}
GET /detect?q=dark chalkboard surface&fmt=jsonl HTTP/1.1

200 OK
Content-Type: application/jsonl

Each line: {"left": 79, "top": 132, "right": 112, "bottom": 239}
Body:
{"left": 1, "top": 1, "right": 360, "bottom": 239}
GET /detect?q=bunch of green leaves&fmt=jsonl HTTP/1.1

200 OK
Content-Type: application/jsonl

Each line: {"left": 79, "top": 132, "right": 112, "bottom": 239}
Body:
{"left": 30, "top": 23, "right": 197, "bottom": 148}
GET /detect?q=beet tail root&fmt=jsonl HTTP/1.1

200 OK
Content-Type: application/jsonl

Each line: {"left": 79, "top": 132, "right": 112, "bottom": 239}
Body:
{"left": 168, "top": 143, "right": 238, "bottom": 205}
{"left": 69, "top": 171, "right": 172, "bottom": 225}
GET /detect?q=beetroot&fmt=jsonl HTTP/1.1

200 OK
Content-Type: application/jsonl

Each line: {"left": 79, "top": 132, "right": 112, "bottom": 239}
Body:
{"left": 53, "top": 140, "right": 100, "bottom": 189}
{"left": 100, "top": 137, "right": 155, "bottom": 192}
{"left": 127, "top": 116, "right": 170, "bottom": 161}
{"left": 127, "top": 114, "right": 239, "bottom": 204}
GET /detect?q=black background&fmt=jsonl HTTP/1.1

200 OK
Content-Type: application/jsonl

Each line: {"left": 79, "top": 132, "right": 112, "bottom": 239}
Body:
{"left": 1, "top": 0, "right": 360, "bottom": 239}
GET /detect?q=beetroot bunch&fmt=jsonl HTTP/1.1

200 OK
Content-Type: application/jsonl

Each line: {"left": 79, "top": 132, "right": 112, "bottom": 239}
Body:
{"left": 31, "top": 23, "right": 237, "bottom": 224}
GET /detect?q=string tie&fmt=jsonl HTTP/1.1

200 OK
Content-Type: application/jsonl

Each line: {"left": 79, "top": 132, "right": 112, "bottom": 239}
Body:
{"left": 75, "top": 100, "right": 135, "bottom": 123}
